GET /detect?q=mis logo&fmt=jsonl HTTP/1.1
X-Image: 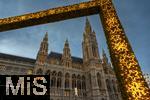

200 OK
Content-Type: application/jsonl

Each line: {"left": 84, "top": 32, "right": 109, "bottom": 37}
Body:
{"left": 0, "top": 75, "right": 50, "bottom": 100}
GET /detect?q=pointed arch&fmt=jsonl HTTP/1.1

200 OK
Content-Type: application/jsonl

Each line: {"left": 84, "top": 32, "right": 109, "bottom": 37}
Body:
{"left": 112, "top": 80, "right": 117, "bottom": 93}
{"left": 97, "top": 72, "right": 102, "bottom": 88}
{"left": 77, "top": 75, "right": 81, "bottom": 89}
{"left": 88, "top": 73, "right": 92, "bottom": 89}
{"left": 92, "top": 45, "right": 96, "bottom": 57}
{"left": 82, "top": 75, "right": 86, "bottom": 90}
{"left": 51, "top": 71, "right": 57, "bottom": 88}
{"left": 72, "top": 74, "right": 76, "bottom": 89}
{"left": 106, "top": 79, "right": 111, "bottom": 92}
{"left": 51, "top": 77, "right": 56, "bottom": 87}
{"left": 57, "top": 71, "right": 62, "bottom": 88}
{"left": 65, "top": 73, "right": 70, "bottom": 88}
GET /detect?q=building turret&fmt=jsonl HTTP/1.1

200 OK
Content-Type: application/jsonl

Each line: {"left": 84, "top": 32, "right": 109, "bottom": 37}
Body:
{"left": 82, "top": 17, "right": 100, "bottom": 64}
{"left": 85, "top": 17, "right": 92, "bottom": 34}
{"left": 34, "top": 32, "right": 49, "bottom": 75}
{"left": 61, "top": 39, "right": 72, "bottom": 68}
{"left": 102, "top": 49, "right": 108, "bottom": 64}
{"left": 36, "top": 32, "right": 48, "bottom": 64}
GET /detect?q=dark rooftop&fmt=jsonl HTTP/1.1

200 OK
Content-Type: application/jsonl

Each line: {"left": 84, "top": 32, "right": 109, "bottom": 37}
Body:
{"left": 48, "top": 51, "right": 83, "bottom": 64}
{"left": 0, "top": 52, "right": 83, "bottom": 64}
{"left": 0, "top": 53, "right": 36, "bottom": 64}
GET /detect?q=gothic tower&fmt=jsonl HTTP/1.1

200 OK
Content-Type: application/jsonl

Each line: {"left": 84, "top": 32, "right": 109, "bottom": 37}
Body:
{"left": 82, "top": 17, "right": 100, "bottom": 65}
{"left": 34, "top": 32, "right": 48, "bottom": 74}
{"left": 82, "top": 18, "right": 110, "bottom": 100}
{"left": 61, "top": 39, "right": 72, "bottom": 68}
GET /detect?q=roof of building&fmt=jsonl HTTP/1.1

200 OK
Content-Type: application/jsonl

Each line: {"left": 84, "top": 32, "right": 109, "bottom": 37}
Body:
{"left": 0, "top": 53, "right": 36, "bottom": 64}
{"left": 47, "top": 51, "right": 83, "bottom": 64}
{"left": 0, "top": 52, "right": 83, "bottom": 64}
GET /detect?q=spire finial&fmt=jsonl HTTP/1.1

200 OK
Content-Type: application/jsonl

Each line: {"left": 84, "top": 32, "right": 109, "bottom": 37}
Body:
{"left": 64, "top": 38, "right": 69, "bottom": 47}
{"left": 102, "top": 48, "right": 108, "bottom": 63}
{"left": 92, "top": 30, "right": 96, "bottom": 35}
{"left": 85, "top": 16, "right": 92, "bottom": 33}
{"left": 86, "top": 17, "right": 90, "bottom": 26}
{"left": 65, "top": 38, "right": 68, "bottom": 43}
{"left": 45, "top": 32, "right": 48, "bottom": 38}
{"left": 43, "top": 32, "right": 48, "bottom": 41}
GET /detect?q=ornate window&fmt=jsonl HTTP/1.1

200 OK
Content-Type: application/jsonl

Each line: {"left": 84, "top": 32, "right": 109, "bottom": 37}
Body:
{"left": 65, "top": 73, "right": 70, "bottom": 88}
{"left": 97, "top": 73, "right": 102, "bottom": 88}
{"left": 57, "top": 71, "right": 62, "bottom": 88}
{"left": 88, "top": 74, "right": 92, "bottom": 89}
{"left": 72, "top": 74, "right": 76, "bottom": 89}
{"left": 106, "top": 79, "right": 111, "bottom": 92}
{"left": 92, "top": 46, "right": 96, "bottom": 57}
{"left": 51, "top": 77, "right": 56, "bottom": 87}
{"left": 51, "top": 71, "right": 57, "bottom": 87}
{"left": 77, "top": 75, "right": 81, "bottom": 89}
{"left": 112, "top": 80, "right": 117, "bottom": 93}
{"left": 82, "top": 75, "right": 86, "bottom": 90}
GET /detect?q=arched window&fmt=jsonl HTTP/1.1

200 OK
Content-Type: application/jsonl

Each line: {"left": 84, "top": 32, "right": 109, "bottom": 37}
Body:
{"left": 65, "top": 73, "right": 70, "bottom": 88}
{"left": 72, "top": 74, "right": 76, "bottom": 89}
{"left": 36, "top": 68, "right": 43, "bottom": 75}
{"left": 82, "top": 75, "right": 86, "bottom": 90}
{"left": 106, "top": 79, "right": 111, "bottom": 92}
{"left": 92, "top": 46, "right": 96, "bottom": 57}
{"left": 77, "top": 75, "right": 81, "bottom": 89}
{"left": 51, "top": 77, "right": 56, "bottom": 87}
{"left": 86, "top": 46, "right": 89, "bottom": 58}
{"left": 89, "top": 74, "right": 92, "bottom": 89}
{"left": 57, "top": 72, "right": 62, "bottom": 88}
{"left": 112, "top": 80, "right": 117, "bottom": 93}
{"left": 51, "top": 71, "right": 57, "bottom": 87}
{"left": 57, "top": 78, "right": 61, "bottom": 88}
{"left": 97, "top": 73, "right": 102, "bottom": 88}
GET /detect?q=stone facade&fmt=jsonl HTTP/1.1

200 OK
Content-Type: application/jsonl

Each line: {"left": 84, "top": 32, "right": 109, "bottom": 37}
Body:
{"left": 0, "top": 18, "right": 122, "bottom": 100}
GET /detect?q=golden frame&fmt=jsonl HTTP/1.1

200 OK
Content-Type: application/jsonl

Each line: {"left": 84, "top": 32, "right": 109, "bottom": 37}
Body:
{"left": 0, "top": 0, "right": 149, "bottom": 99}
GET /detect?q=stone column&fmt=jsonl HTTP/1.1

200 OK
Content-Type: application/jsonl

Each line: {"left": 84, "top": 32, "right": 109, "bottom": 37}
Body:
{"left": 61, "top": 73, "right": 65, "bottom": 100}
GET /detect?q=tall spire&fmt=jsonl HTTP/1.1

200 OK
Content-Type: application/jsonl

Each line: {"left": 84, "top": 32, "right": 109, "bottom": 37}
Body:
{"left": 102, "top": 49, "right": 108, "bottom": 64}
{"left": 65, "top": 38, "right": 69, "bottom": 47}
{"left": 82, "top": 17, "right": 100, "bottom": 64}
{"left": 62, "top": 39, "right": 72, "bottom": 68}
{"left": 43, "top": 32, "right": 48, "bottom": 42}
{"left": 85, "top": 17, "right": 92, "bottom": 34}
{"left": 36, "top": 32, "right": 49, "bottom": 64}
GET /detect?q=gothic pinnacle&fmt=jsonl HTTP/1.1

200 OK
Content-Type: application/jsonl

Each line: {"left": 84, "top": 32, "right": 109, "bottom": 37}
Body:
{"left": 43, "top": 32, "right": 48, "bottom": 41}
{"left": 85, "top": 17, "right": 92, "bottom": 33}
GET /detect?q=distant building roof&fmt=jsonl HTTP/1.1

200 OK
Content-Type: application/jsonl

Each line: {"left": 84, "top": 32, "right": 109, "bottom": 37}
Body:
{"left": 0, "top": 53, "right": 36, "bottom": 64}
{"left": 48, "top": 51, "right": 83, "bottom": 64}
{"left": 0, "top": 52, "right": 83, "bottom": 65}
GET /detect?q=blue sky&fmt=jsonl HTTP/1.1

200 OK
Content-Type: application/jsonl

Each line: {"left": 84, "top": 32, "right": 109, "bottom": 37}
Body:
{"left": 0, "top": 0, "right": 150, "bottom": 74}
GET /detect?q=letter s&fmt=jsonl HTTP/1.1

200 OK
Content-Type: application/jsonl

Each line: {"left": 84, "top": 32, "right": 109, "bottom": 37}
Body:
{"left": 33, "top": 77, "right": 47, "bottom": 95}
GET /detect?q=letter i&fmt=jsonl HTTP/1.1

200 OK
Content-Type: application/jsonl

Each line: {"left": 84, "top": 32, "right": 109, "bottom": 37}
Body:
{"left": 27, "top": 77, "right": 30, "bottom": 95}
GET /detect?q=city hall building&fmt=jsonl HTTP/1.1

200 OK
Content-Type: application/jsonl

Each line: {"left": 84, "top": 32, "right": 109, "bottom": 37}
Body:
{"left": 0, "top": 18, "right": 122, "bottom": 100}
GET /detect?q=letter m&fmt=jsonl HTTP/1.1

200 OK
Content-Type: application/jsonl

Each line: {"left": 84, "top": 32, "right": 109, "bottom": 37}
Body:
{"left": 6, "top": 77, "right": 24, "bottom": 95}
